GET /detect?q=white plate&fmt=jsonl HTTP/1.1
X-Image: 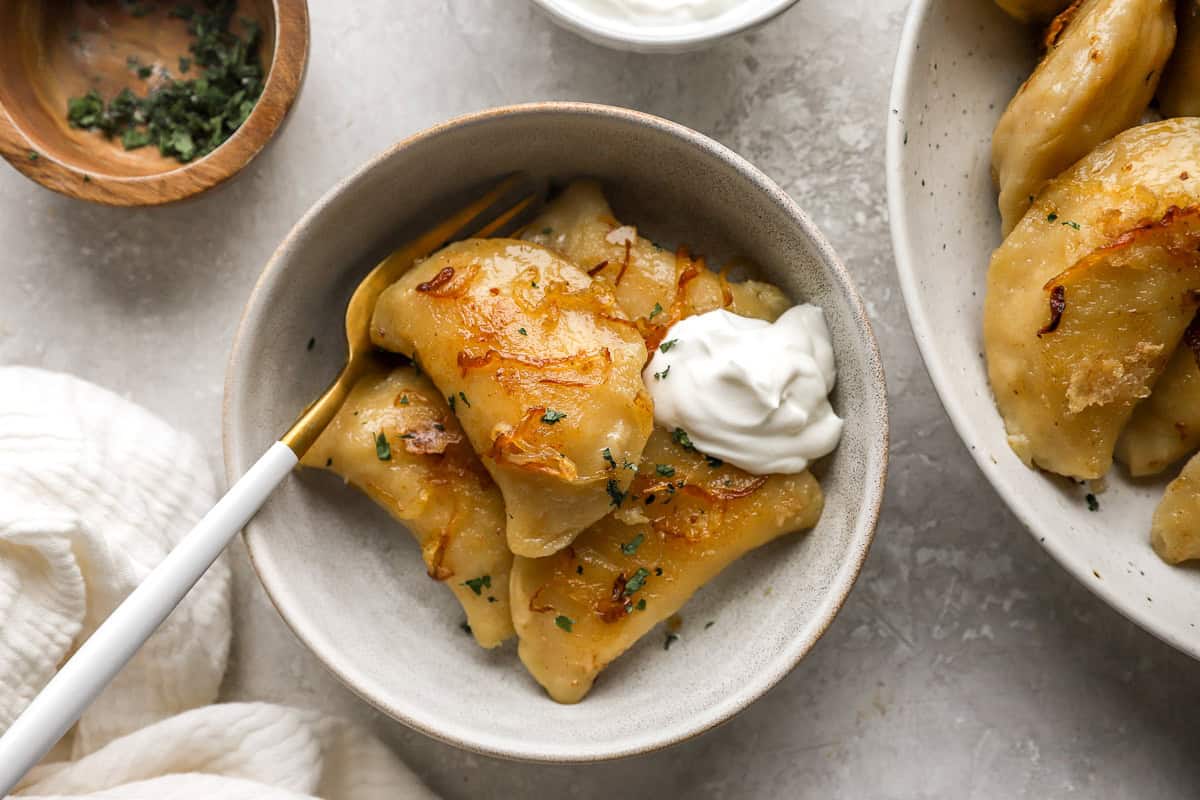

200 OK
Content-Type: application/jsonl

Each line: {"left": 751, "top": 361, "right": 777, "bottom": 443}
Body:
{"left": 887, "top": 0, "right": 1200, "bottom": 657}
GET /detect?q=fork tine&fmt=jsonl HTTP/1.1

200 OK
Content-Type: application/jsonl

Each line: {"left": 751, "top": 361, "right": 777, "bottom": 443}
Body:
{"left": 472, "top": 193, "right": 537, "bottom": 239}
{"left": 369, "top": 173, "right": 526, "bottom": 281}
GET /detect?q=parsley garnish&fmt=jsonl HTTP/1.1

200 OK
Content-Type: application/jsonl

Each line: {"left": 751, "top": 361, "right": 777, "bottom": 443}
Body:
{"left": 447, "top": 394, "right": 456, "bottom": 412}
{"left": 649, "top": 302, "right": 663, "bottom": 320}
{"left": 27, "top": 151, "right": 39, "bottom": 162}
{"left": 555, "top": 615, "right": 574, "bottom": 632}
{"left": 606, "top": 479, "right": 626, "bottom": 507}
{"left": 518, "top": 327, "right": 528, "bottom": 335}
{"left": 1086, "top": 493, "right": 1099, "bottom": 512}
{"left": 541, "top": 227, "right": 553, "bottom": 235}
{"left": 636, "top": 598, "right": 647, "bottom": 611}
{"left": 664, "top": 632, "right": 679, "bottom": 650}
{"left": 704, "top": 620, "right": 715, "bottom": 629}
{"left": 1046, "top": 213, "right": 1058, "bottom": 222}
{"left": 178, "top": 56, "right": 191, "bottom": 73}
{"left": 654, "top": 365, "right": 671, "bottom": 381}
{"left": 460, "top": 621, "right": 472, "bottom": 635}
{"left": 65, "top": 3, "right": 265, "bottom": 163}
{"left": 654, "top": 567, "right": 663, "bottom": 576}
{"left": 624, "top": 567, "right": 650, "bottom": 595}
{"left": 576, "top": 564, "right": 584, "bottom": 575}
{"left": 375, "top": 431, "right": 391, "bottom": 461}
{"left": 660, "top": 339, "right": 678, "bottom": 353}
{"left": 602, "top": 447, "right": 617, "bottom": 469}
{"left": 1062, "top": 220, "right": 1081, "bottom": 230}
{"left": 672, "top": 427, "right": 696, "bottom": 451}
{"left": 655, "top": 464, "right": 675, "bottom": 477}
{"left": 705, "top": 455, "right": 724, "bottom": 468}
{"left": 542, "top": 409, "right": 566, "bottom": 424}
{"left": 306, "top": 336, "right": 315, "bottom": 351}
{"left": 463, "top": 575, "right": 491, "bottom": 595}
{"left": 399, "top": 395, "right": 410, "bottom": 405}
{"left": 621, "top": 533, "right": 645, "bottom": 555}
{"left": 458, "top": 391, "right": 470, "bottom": 408}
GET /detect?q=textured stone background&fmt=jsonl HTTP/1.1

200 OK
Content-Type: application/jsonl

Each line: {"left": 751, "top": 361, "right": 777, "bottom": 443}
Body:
{"left": 2, "top": 1, "right": 1198, "bottom": 797}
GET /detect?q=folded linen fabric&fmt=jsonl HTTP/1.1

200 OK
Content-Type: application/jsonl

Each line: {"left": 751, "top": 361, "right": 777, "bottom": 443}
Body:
{"left": 0, "top": 367, "right": 435, "bottom": 800}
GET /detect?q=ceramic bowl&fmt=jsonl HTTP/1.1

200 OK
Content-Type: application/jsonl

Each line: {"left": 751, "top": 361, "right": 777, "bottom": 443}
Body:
{"left": 225, "top": 102, "right": 887, "bottom": 762}
{"left": 529, "top": 0, "right": 800, "bottom": 53}
{"left": 888, "top": 2, "right": 1200, "bottom": 658}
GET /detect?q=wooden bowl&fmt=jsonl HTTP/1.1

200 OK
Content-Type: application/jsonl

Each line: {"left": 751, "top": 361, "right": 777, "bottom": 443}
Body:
{"left": 0, "top": 0, "right": 308, "bottom": 206}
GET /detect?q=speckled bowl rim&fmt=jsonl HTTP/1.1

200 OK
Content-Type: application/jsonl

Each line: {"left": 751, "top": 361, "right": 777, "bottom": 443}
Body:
{"left": 886, "top": 1, "right": 1199, "bottom": 660}
{"left": 528, "top": 0, "right": 800, "bottom": 52}
{"left": 224, "top": 101, "right": 888, "bottom": 763}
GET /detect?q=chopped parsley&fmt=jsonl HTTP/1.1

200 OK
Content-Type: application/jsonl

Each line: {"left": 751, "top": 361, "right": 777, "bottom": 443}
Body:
{"left": 606, "top": 479, "right": 626, "bottom": 507}
{"left": 624, "top": 567, "right": 650, "bottom": 595}
{"left": 705, "top": 455, "right": 724, "bottom": 468}
{"left": 399, "top": 395, "right": 410, "bottom": 405}
{"left": 576, "top": 564, "right": 584, "bottom": 575}
{"left": 447, "top": 395, "right": 456, "bottom": 412}
{"left": 1062, "top": 220, "right": 1081, "bottom": 230}
{"left": 65, "top": 2, "right": 265, "bottom": 163}
{"left": 621, "top": 532, "right": 645, "bottom": 555}
{"left": 664, "top": 632, "right": 679, "bottom": 650}
{"left": 672, "top": 427, "right": 696, "bottom": 451}
{"left": 649, "top": 302, "right": 663, "bottom": 320}
{"left": 654, "top": 567, "right": 663, "bottom": 576}
{"left": 460, "top": 621, "right": 472, "bottom": 635}
{"left": 636, "top": 598, "right": 647, "bottom": 611}
{"left": 178, "top": 56, "right": 191, "bottom": 73}
{"left": 602, "top": 447, "right": 617, "bottom": 469}
{"left": 541, "top": 227, "right": 553, "bottom": 235}
{"left": 655, "top": 464, "right": 676, "bottom": 477}
{"left": 555, "top": 615, "right": 574, "bottom": 632}
{"left": 518, "top": 327, "right": 528, "bottom": 335}
{"left": 375, "top": 431, "right": 391, "bottom": 461}
{"left": 27, "top": 151, "right": 39, "bottom": 162}
{"left": 1046, "top": 213, "right": 1058, "bottom": 222}
{"left": 704, "top": 621, "right": 715, "bottom": 630}
{"left": 463, "top": 575, "right": 491, "bottom": 595}
{"left": 488, "top": 596, "right": 496, "bottom": 603}
{"left": 458, "top": 391, "right": 471, "bottom": 408}
{"left": 306, "top": 336, "right": 315, "bottom": 351}
{"left": 654, "top": 365, "right": 671, "bottom": 381}
{"left": 542, "top": 409, "right": 566, "bottom": 424}
{"left": 659, "top": 339, "right": 678, "bottom": 353}
{"left": 1086, "top": 493, "right": 1100, "bottom": 512}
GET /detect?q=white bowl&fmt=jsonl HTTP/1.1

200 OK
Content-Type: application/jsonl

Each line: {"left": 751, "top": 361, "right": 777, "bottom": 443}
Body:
{"left": 888, "top": 1, "right": 1200, "bottom": 659}
{"left": 529, "top": 0, "right": 799, "bottom": 52}
{"left": 225, "top": 103, "right": 887, "bottom": 762}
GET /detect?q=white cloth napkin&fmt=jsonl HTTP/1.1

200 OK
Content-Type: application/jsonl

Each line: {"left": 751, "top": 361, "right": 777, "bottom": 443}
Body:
{"left": 0, "top": 367, "right": 435, "bottom": 799}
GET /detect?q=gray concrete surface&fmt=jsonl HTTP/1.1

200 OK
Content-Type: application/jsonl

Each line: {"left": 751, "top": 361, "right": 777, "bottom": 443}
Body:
{"left": 2, "top": 1, "right": 1198, "bottom": 797}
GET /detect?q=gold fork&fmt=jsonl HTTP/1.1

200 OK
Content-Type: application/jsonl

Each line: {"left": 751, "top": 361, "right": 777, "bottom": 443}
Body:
{"left": 0, "top": 175, "right": 541, "bottom": 793}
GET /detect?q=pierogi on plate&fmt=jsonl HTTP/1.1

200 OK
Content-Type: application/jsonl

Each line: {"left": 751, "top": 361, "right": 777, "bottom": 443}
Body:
{"left": 983, "top": 15, "right": 1200, "bottom": 566}
{"left": 301, "top": 179, "right": 833, "bottom": 701}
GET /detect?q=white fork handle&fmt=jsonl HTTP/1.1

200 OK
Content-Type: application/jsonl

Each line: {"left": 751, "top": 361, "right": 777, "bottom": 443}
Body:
{"left": 0, "top": 441, "right": 298, "bottom": 794}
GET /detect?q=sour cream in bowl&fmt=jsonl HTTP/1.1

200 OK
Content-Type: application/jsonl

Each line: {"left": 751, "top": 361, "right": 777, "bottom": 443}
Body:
{"left": 529, "top": 0, "right": 802, "bottom": 52}
{"left": 644, "top": 305, "right": 844, "bottom": 475}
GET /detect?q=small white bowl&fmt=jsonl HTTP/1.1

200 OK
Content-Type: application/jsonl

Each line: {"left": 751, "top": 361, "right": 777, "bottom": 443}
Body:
{"left": 888, "top": 0, "right": 1200, "bottom": 660}
{"left": 529, "top": 0, "right": 800, "bottom": 53}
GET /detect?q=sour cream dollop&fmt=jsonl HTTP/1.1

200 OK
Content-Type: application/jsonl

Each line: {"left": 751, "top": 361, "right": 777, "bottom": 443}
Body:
{"left": 643, "top": 306, "right": 843, "bottom": 475}
{"left": 568, "top": 0, "right": 743, "bottom": 25}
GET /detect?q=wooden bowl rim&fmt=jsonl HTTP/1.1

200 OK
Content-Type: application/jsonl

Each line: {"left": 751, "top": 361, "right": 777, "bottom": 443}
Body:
{"left": 0, "top": 0, "right": 309, "bottom": 207}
